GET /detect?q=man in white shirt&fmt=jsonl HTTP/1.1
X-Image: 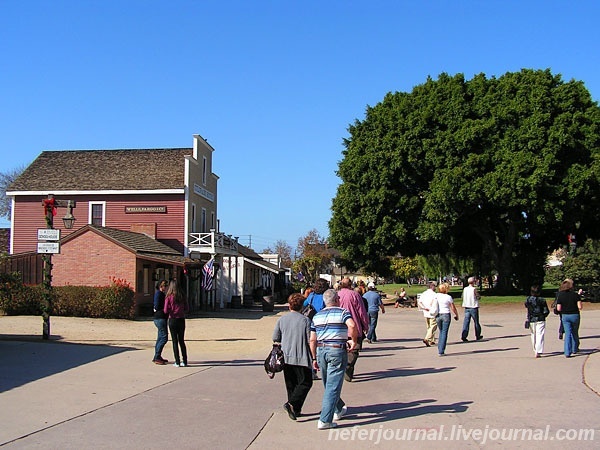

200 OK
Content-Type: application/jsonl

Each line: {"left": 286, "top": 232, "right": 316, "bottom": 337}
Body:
{"left": 461, "top": 276, "right": 483, "bottom": 342}
{"left": 418, "top": 281, "right": 438, "bottom": 347}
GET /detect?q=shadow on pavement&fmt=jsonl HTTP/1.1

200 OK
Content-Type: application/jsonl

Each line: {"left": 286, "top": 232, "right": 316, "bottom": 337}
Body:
{"left": 302, "top": 399, "right": 473, "bottom": 426}
{"left": 192, "top": 358, "right": 262, "bottom": 367}
{"left": 447, "top": 347, "right": 519, "bottom": 357}
{"left": 0, "top": 340, "right": 134, "bottom": 393}
{"left": 352, "top": 366, "right": 455, "bottom": 382}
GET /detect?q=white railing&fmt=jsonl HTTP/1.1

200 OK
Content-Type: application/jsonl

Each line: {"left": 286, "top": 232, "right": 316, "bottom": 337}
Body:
{"left": 188, "top": 230, "right": 239, "bottom": 256}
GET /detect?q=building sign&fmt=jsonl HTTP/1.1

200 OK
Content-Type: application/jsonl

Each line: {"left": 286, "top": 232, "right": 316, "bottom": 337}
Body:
{"left": 37, "top": 242, "right": 60, "bottom": 254}
{"left": 38, "top": 229, "right": 60, "bottom": 241}
{"left": 193, "top": 184, "right": 215, "bottom": 202}
{"left": 125, "top": 206, "right": 167, "bottom": 214}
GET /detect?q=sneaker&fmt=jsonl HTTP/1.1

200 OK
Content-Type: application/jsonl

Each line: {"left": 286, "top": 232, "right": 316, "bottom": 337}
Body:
{"left": 283, "top": 402, "right": 297, "bottom": 421}
{"left": 317, "top": 420, "right": 337, "bottom": 430}
{"left": 344, "top": 373, "right": 352, "bottom": 382}
{"left": 180, "top": 362, "right": 187, "bottom": 367}
{"left": 333, "top": 405, "right": 347, "bottom": 421}
{"left": 153, "top": 359, "right": 166, "bottom": 365}
{"left": 173, "top": 362, "right": 180, "bottom": 367}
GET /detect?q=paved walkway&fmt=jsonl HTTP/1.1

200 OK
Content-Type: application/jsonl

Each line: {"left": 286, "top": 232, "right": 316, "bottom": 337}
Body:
{"left": 1, "top": 306, "right": 599, "bottom": 449}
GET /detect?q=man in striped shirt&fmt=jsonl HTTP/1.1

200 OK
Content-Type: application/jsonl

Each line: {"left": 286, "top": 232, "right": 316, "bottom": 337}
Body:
{"left": 309, "top": 289, "right": 358, "bottom": 430}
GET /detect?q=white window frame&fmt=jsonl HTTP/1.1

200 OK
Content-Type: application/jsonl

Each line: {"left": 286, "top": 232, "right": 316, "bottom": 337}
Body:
{"left": 89, "top": 201, "right": 106, "bottom": 226}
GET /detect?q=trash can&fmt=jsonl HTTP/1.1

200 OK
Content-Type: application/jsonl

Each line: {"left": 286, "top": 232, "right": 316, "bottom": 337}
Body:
{"left": 262, "top": 295, "right": 274, "bottom": 312}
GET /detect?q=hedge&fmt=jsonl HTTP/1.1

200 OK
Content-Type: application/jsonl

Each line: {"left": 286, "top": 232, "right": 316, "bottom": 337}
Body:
{"left": 0, "top": 273, "right": 135, "bottom": 319}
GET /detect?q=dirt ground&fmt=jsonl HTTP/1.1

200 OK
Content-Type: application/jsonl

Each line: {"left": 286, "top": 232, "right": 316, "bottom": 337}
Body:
{"left": 2, "top": 300, "right": 598, "bottom": 356}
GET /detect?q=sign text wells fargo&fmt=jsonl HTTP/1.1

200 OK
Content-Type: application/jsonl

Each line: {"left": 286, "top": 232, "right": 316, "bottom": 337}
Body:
{"left": 125, "top": 206, "right": 167, "bottom": 214}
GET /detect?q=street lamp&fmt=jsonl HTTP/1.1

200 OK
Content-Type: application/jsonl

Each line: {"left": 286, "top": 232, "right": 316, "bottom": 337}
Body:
{"left": 62, "top": 200, "right": 76, "bottom": 229}
{"left": 41, "top": 194, "right": 76, "bottom": 339}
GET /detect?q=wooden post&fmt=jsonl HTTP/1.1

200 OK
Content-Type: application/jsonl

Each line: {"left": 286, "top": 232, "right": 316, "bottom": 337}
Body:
{"left": 42, "top": 195, "right": 54, "bottom": 340}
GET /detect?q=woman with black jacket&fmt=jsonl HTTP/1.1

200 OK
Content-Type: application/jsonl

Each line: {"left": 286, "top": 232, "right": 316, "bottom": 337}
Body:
{"left": 524, "top": 285, "right": 550, "bottom": 358}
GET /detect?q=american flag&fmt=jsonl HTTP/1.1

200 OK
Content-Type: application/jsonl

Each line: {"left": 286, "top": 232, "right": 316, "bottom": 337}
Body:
{"left": 202, "top": 257, "right": 215, "bottom": 291}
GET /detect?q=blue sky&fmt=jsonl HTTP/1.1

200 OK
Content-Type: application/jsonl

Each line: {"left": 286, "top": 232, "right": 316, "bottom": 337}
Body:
{"left": 1, "top": 1, "right": 599, "bottom": 252}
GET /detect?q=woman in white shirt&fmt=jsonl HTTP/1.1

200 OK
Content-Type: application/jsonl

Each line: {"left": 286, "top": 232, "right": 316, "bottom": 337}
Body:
{"left": 435, "top": 283, "right": 459, "bottom": 356}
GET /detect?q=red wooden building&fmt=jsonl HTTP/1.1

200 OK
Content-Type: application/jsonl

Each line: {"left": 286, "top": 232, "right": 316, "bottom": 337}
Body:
{"left": 6, "top": 135, "right": 227, "bottom": 312}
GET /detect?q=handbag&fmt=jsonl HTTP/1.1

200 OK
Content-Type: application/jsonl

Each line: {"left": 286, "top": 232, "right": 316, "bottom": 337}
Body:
{"left": 264, "top": 343, "right": 285, "bottom": 379}
{"left": 301, "top": 292, "right": 317, "bottom": 320}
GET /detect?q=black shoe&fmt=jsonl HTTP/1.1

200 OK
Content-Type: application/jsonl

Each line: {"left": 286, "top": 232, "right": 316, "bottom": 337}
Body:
{"left": 344, "top": 373, "right": 353, "bottom": 382}
{"left": 461, "top": 337, "right": 469, "bottom": 342}
{"left": 559, "top": 334, "right": 563, "bottom": 340}
{"left": 283, "top": 402, "right": 296, "bottom": 421}
{"left": 422, "top": 339, "right": 431, "bottom": 347}
{"left": 476, "top": 335, "right": 483, "bottom": 341}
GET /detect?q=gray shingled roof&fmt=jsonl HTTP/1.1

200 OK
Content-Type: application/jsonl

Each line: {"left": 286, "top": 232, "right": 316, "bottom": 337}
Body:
{"left": 60, "top": 225, "right": 195, "bottom": 266}
{"left": 87, "top": 226, "right": 182, "bottom": 255}
{"left": 8, "top": 148, "right": 192, "bottom": 191}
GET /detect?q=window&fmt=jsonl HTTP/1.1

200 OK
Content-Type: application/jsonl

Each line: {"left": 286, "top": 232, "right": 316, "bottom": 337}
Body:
{"left": 191, "top": 203, "right": 197, "bottom": 233}
{"left": 202, "top": 156, "right": 207, "bottom": 186}
{"left": 143, "top": 266, "right": 150, "bottom": 295}
{"left": 201, "top": 208, "right": 207, "bottom": 233}
{"left": 211, "top": 212, "right": 215, "bottom": 230}
{"left": 89, "top": 202, "right": 106, "bottom": 226}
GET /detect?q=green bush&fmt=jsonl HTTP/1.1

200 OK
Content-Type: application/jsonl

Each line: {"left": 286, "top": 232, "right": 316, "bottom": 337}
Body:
{"left": 0, "top": 273, "right": 45, "bottom": 315}
{"left": 0, "top": 275, "right": 135, "bottom": 319}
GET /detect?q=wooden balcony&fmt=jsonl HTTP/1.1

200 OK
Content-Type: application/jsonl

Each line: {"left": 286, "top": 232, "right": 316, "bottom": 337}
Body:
{"left": 188, "top": 230, "right": 239, "bottom": 257}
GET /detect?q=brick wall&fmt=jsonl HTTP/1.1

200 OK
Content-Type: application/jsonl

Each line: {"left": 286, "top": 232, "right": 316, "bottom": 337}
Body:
{"left": 52, "top": 230, "right": 137, "bottom": 289}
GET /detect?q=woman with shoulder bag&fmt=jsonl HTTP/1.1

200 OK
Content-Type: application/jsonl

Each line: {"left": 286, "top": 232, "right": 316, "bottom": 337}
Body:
{"left": 272, "top": 293, "right": 314, "bottom": 420}
{"left": 524, "top": 285, "right": 550, "bottom": 358}
{"left": 164, "top": 279, "right": 189, "bottom": 367}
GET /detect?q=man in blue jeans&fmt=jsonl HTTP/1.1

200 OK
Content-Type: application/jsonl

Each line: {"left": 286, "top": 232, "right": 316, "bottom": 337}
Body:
{"left": 461, "top": 276, "right": 483, "bottom": 342}
{"left": 363, "top": 282, "right": 385, "bottom": 343}
{"left": 310, "top": 289, "right": 358, "bottom": 430}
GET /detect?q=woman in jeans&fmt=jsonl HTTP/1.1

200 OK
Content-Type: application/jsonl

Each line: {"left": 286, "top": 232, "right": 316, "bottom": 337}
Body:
{"left": 164, "top": 279, "right": 189, "bottom": 367}
{"left": 556, "top": 279, "right": 583, "bottom": 358}
{"left": 435, "top": 283, "right": 459, "bottom": 356}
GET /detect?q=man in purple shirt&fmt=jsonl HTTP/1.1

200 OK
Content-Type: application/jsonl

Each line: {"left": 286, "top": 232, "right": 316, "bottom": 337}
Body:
{"left": 337, "top": 278, "right": 369, "bottom": 382}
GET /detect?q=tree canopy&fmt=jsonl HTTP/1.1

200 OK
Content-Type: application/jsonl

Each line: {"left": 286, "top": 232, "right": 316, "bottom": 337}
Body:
{"left": 329, "top": 69, "right": 600, "bottom": 291}
{"left": 1, "top": 166, "right": 24, "bottom": 220}
{"left": 292, "top": 229, "right": 332, "bottom": 286}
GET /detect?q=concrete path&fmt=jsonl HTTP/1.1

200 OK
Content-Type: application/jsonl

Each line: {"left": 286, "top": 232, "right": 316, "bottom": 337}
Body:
{"left": 1, "top": 306, "right": 599, "bottom": 449}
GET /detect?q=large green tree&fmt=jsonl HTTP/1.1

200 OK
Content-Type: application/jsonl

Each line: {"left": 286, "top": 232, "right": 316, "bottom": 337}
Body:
{"left": 329, "top": 69, "right": 600, "bottom": 292}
